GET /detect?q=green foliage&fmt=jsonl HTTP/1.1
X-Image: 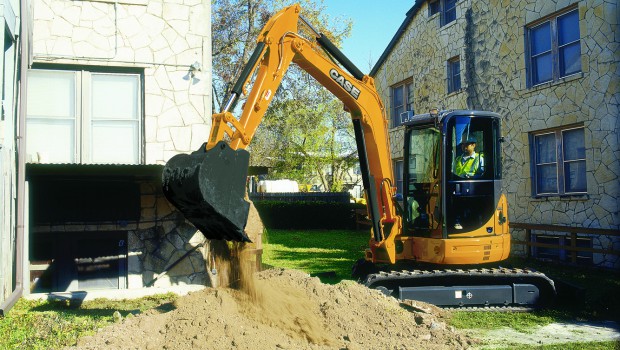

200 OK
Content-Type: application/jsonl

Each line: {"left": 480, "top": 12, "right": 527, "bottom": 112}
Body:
{"left": 254, "top": 200, "right": 365, "bottom": 229}
{"left": 212, "top": 0, "right": 359, "bottom": 190}
{"left": 262, "top": 229, "right": 369, "bottom": 283}
{"left": 0, "top": 294, "right": 177, "bottom": 349}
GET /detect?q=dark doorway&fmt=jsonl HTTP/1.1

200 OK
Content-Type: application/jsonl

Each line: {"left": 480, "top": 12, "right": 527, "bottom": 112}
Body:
{"left": 30, "top": 231, "right": 127, "bottom": 292}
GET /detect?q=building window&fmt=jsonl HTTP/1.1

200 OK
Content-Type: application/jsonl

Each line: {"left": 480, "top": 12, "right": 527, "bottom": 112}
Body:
{"left": 391, "top": 81, "right": 413, "bottom": 127}
{"left": 428, "top": 0, "right": 440, "bottom": 16}
{"left": 27, "top": 69, "right": 142, "bottom": 164}
{"left": 447, "top": 57, "right": 461, "bottom": 93}
{"left": 394, "top": 160, "right": 404, "bottom": 195}
{"left": 527, "top": 8, "right": 581, "bottom": 86}
{"left": 531, "top": 126, "right": 586, "bottom": 196}
{"left": 429, "top": 0, "right": 457, "bottom": 26}
{"left": 443, "top": 0, "right": 457, "bottom": 25}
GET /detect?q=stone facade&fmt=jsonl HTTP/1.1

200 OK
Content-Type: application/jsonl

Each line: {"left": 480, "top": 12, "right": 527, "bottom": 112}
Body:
{"left": 28, "top": 0, "right": 222, "bottom": 291}
{"left": 32, "top": 0, "right": 212, "bottom": 162}
{"left": 373, "top": 0, "right": 619, "bottom": 267}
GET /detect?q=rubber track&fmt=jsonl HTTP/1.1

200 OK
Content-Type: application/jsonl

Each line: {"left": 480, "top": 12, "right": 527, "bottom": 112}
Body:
{"left": 364, "top": 267, "right": 556, "bottom": 308}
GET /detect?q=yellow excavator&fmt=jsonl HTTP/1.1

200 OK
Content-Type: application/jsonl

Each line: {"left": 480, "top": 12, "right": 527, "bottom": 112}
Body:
{"left": 162, "top": 4, "right": 554, "bottom": 307}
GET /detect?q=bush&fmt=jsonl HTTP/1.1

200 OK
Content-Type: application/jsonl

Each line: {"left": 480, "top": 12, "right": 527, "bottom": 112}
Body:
{"left": 253, "top": 201, "right": 366, "bottom": 230}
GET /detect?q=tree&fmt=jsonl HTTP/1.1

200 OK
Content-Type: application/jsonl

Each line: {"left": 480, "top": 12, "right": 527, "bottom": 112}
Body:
{"left": 212, "top": 0, "right": 360, "bottom": 192}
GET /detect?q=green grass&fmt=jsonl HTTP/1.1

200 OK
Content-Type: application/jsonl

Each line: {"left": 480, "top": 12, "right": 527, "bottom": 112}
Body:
{"left": 262, "top": 229, "right": 369, "bottom": 283}
{"left": 0, "top": 293, "right": 177, "bottom": 350}
{"left": 483, "top": 341, "right": 619, "bottom": 350}
{"left": 450, "top": 310, "right": 560, "bottom": 332}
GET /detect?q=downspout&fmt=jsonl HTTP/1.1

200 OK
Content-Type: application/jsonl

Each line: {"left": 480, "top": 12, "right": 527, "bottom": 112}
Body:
{"left": 0, "top": 0, "right": 29, "bottom": 316}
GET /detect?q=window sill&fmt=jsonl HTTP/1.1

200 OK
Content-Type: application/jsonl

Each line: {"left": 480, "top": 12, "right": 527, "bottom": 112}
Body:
{"left": 447, "top": 88, "right": 464, "bottom": 97}
{"left": 527, "top": 72, "right": 584, "bottom": 92}
{"left": 530, "top": 193, "right": 589, "bottom": 202}
{"left": 428, "top": 13, "right": 440, "bottom": 22}
{"left": 440, "top": 20, "right": 457, "bottom": 30}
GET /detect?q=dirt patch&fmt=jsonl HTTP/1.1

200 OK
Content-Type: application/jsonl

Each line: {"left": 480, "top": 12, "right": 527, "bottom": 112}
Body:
{"left": 69, "top": 256, "right": 474, "bottom": 349}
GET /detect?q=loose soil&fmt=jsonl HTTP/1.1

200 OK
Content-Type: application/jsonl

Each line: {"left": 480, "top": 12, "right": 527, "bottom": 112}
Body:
{"left": 69, "top": 244, "right": 474, "bottom": 350}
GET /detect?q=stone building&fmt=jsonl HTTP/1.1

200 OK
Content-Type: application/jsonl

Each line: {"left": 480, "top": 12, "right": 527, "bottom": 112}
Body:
{"left": 371, "top": 0, "right": 618, "bottom": 267}
{"left": 24, "top": 0, "right": 227, "bottom": 294}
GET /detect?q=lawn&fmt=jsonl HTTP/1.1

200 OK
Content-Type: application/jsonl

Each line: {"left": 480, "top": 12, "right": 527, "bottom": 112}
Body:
{"left": 0, "top": 294, "right": 177, "bottom": 350}
{"left": 262, "top": 228, "right": 369, "bottom": 283}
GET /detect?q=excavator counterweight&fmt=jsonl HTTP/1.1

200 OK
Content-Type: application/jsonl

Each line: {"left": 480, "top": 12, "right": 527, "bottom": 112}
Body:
{"left": 162, "top": 141, "right": 251, "bottom": 242}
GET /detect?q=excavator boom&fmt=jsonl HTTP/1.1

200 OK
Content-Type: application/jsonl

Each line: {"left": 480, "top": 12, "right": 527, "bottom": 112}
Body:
{"left": 163, "top": 4, "right": 401, "bottom": 252}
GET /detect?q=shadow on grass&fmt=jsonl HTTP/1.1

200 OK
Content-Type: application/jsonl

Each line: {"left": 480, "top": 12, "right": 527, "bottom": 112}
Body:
{"left": 29, "top": 292, "right": 177, "bottom": 318}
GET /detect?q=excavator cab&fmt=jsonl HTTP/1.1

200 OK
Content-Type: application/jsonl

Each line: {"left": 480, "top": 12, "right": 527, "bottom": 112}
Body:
{"left": 403, "top": 110, "right": 508, "bottom": 252}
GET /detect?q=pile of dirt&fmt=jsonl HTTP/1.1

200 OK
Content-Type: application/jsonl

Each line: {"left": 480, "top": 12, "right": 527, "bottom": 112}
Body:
{"left": 70, "top": 268, "right": 475, "bottom": 349}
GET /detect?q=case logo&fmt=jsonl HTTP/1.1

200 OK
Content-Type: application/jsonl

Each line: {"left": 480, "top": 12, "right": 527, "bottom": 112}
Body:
{"left": 330, "top": 69, "right": 361, "bottom": 100}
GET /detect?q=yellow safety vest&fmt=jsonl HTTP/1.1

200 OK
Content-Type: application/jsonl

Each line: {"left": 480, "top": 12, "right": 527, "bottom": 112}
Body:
{"left": 454, "top": 153, "right": 481, "bottom": 177}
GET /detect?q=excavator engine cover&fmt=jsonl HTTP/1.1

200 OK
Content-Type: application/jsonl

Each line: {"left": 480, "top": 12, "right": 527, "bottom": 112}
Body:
{"left": 162, "top": 141, "right": 251, "bottom": 242}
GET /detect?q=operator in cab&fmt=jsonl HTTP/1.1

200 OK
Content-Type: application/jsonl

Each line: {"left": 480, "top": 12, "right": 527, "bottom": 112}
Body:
{"left": 453, "top": 137, "right": 484, "bottom": 178}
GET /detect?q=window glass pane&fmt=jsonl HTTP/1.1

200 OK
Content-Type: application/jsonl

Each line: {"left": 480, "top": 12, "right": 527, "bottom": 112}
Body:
{"left": 393, "top": 86, "right": 403, "bottom": 107}
{"left": 91, "top": 121, "right": 139, "bottom": 164}
{"left": 444, "top": 0, "right": 457, "bottom": 23}
{"left": 562, "top": 128, "right": 585, "bottom": 160}
{"left": 394, "top": 161, "right": 404, "bottom": 195}
{"left": 406, "top": 83, "right": 414, "bottom": 111}
{"left": 537, "top": 164, "right": 557, "bottom": 193}
{"left": 535, "top": 133, "right": 556, "bottom": 163}
{"left": 27, "top": 70, "right": 76, "bottom": 118}
{"left": 558, "top": 10, "right": 579, "bottom": 45}
{"left": 429, "top": 0, "right": 439, "bottom": 15}
{"left": 92, "top": 74, "right": 139, "bottom": 120}
{"left": 392, "top": 86, "right": 404, "bottom": 126}
{"left": 564, "top": 160, "right": 586, "bottom": 193}
{"left": 532, "top": 53, "right": 552, "bottom": 84}
{"left": 27, "top": 118, "right": 75, "bottom": 163}
{"left": 530, "top": 22, "right": 551, "bottom": 55}
{"left": 559, "top": 43, "right": 581, "bottom": 76}
{"left": 452, "top": 61, "right": 461, "bottom": 91}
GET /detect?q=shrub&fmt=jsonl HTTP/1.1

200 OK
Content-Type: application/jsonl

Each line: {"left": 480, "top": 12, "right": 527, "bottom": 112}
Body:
{"left": 253, "top": 201, "right": 366, "bottom": 230}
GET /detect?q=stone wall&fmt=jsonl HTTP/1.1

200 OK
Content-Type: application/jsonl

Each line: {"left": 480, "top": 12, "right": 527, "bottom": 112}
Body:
{"left": 32, "top": 0, "right": 212, "bottom": 164}
{"left": 373, "top": 0, "right": 619, "bottom": 267}
{"left": 30, "top": 0, "right": 222, "bottom": 289}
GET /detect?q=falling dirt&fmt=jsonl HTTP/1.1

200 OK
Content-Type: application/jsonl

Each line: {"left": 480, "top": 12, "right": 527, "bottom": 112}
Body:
{"left": 69, "top": 243, "right": 475, "bottom": 350}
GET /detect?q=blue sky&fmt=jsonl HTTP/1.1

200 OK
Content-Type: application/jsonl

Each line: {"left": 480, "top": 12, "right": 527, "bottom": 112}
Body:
{"left": 322, "top": 1, "right": 414, "bottom": 73}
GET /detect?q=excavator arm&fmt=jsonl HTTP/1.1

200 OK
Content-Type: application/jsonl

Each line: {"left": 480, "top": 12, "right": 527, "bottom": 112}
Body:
{"left": 163, "top": 4, "right": 402, "bottom": 263}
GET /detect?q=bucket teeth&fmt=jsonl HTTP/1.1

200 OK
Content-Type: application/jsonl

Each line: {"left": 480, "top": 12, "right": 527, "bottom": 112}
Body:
{"left": 162, "top": 142, "right": 251, "bottom": 242}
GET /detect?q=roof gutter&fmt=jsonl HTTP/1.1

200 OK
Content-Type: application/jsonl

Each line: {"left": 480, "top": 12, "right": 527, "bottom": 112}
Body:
{"left": 0, "top": 0, "right": 29, "bottom": 316}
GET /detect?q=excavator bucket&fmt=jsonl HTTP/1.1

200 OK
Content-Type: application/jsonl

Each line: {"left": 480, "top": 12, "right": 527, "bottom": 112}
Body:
{"left": 162, "top": 141, "right": 251, "bottom": 242}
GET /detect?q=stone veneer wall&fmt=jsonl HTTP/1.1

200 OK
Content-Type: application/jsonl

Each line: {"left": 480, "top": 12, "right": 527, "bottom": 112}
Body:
{"left": 128, "top": 181, "right": 211, "bottom": 288}
{"left": 32, "top": 0, "right": 212, "bottom": 163}
{"left": 30, "top": 0, "right": 224, "bottom": 288}
{"left": 373, "top": 0, "right": 619, "bottom": 267}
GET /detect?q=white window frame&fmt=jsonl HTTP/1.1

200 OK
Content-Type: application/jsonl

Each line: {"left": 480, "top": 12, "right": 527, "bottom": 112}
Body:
{"left": 391, "top": 80, "right": 413, "bottom": 128}
{"left": 531, "top": 126, "right": 587, "bottom": 196}
{"left": 429, "top": 0, "right": 457, "bottom": 26}
{"left": 526, "top": 7, "right": 581, "bottom": 87}
{"left": 26, "top": 68, "right": 143, "bottom": 165}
